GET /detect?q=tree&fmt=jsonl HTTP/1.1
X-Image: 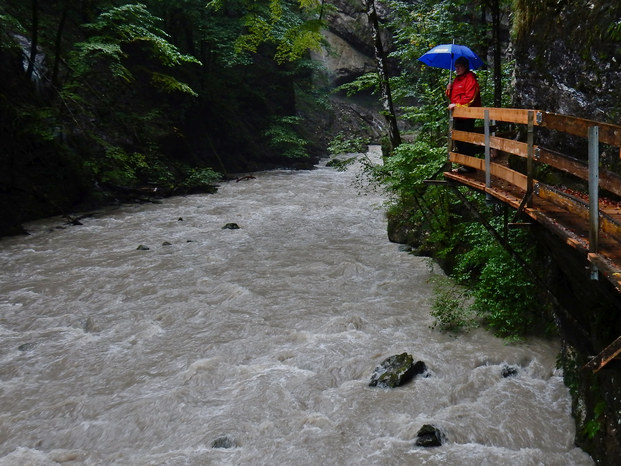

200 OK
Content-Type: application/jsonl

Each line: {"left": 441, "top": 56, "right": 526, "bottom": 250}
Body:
{"left": 365, "top": 0, "right": 401, "bottom": 151}
{"left": 490, "top": 0, "right": 502, "bottom": 107}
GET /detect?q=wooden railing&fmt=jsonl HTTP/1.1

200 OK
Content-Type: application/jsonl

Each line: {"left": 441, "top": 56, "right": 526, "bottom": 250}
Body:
{"left": 448, "top": 107, "right": 621, "bottom": 272}
{"left": 446, "top": 109, "right": 621, "bottom": 372}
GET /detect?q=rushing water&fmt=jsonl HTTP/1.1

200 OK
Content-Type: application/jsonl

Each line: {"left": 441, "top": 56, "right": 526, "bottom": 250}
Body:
{"left": 0, "top": 147, "right": 592, "bottom": 465}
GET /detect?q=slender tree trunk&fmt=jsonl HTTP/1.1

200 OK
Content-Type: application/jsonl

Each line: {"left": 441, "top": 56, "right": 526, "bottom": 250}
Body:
{"left": 52, "top": 6, "right": 69, "bottom": 87}
{"left": 365, "top": 0, "right": 401, "bottom": 152}
{"left": 492, "top": 0, "right": 502, "bottom": 107}
{"left": 26, "top": 0, "right": 39, "bottom": 81}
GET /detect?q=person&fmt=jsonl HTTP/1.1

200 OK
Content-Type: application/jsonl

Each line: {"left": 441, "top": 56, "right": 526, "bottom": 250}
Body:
{"left": 446, "top": 56, "right": 481, "bottom": 172}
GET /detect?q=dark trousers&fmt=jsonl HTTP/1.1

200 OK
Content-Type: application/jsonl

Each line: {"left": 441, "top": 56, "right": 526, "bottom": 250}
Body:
{"left": 453, "top": 117, "right": 477, "bottom": 157}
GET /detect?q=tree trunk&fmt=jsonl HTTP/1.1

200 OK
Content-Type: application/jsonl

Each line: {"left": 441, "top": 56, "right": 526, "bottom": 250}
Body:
{"left": 26, "top": 0, "right": 39, "bottom": 81}
{"left": 492, "top": 0, "right": 502, "bottom": 107}
{"left": 365, "top": 0, "right": 401, "bottom": 152}
{"left": 52, "top": 6, "right": 69, "bottom": 87}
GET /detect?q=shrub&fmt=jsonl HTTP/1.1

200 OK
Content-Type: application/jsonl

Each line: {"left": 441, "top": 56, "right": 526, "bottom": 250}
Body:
{"left": 429, "top": 275, "right": 477, "bottom": 332}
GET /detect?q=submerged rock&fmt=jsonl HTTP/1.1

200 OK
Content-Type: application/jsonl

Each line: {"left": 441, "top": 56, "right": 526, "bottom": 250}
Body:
{"left": 415, "top": 424, "right": 444, "bottom": 447}
{"left": 369, "top": 353, "right": 427, "bottom": 388}
{"left": 212, "top": 436, "right": 238, "bottom": 449}
{"left": 222, "top": 223, "right": 240, "bottom": 230}
{"left": 501, "top": 364, "right": 519, "bottom": 378}
{"left": 136, "top": 244, "right": 150, "bottom": 250}
{"left": 17, "top": 342, "right": 36, "bottom": 352}
{"left": 83, "top": 316, "right": 97, "bottom": 333}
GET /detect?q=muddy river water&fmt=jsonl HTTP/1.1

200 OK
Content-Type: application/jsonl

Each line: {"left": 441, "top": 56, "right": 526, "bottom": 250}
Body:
{"left": 0, "top": 148, "right": 592, "bottom": 465}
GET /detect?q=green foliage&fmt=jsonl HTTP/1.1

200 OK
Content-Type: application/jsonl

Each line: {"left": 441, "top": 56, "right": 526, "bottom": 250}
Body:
{"left": 583, "top": 401, "right": 607, "bottom": 439}
{"left": 382, "top": 140, "right": 446, "bottom": 194}
{"left": 71, "top": 3, "right": 200, "bottom": 91}
{"left": 334, "top": 73, "right": 380, "bottom": 97}
{"left": 429, "top": 275, "right": 477, "bottom": 332}
{"left": 0, "top": 12, "right": 25, "bottom": 50}
{"left": 450, "top": 216, "right": 540, "bottom": 339}
{"left": 208, "top": 0, "right": 325, "bottom": 64}
{"left": 397, "top": 81, "right": 448, "bottom": 144}
{"left": 328, "top": 133, "right": 371, "bottom": 155}
{"left": 608, "top": 19, "right": 621, "bottom": 40}
{"left": 476, "top": 60, "right": 515, "bottom": 108}
{"left": 82, "top": 3, "right": 199, "bottom": 67}
{"left": 264, "top": 115, "right": 308, "bottom": 158}
{"left": 85, "top": 146, "right": 150, "bottom": 186}
{"left": 180, "top": 167, "right": 221, "bottom": 191}
{"left": 150, "top": 72, "right": 198, "bottom": 96}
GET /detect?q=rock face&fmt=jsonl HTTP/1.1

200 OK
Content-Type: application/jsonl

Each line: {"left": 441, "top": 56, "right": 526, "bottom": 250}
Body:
{"left": 305, "top": 0, "right": 399, "bottom": 146}
{"left": 513, "top": 1, "right": 621, "bottom": 124}
{"left": 369, "top": 353, "right": 427, "bottom": 388}
{"left": 312, "top": 0, "right": 393, "bottom": 86}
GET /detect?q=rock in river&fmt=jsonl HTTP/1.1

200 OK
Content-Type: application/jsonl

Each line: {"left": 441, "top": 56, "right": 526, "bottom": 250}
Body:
{"left": 415, "top": 424, "right": 444, "bottom": 447}
{"left": 369, "top": 353, "right": 427, "bottom": 388}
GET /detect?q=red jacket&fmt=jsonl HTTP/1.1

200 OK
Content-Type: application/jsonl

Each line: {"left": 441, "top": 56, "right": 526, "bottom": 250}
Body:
{"left": 446, "top": 71, "right": 481, "bottom": 107}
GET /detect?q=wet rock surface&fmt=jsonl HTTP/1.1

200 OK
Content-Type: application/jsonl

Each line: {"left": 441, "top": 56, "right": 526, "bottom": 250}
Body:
{"left": 415, "top": 424, "right": 444, "bottom": 447}
{"left": 369, "top": 353, "right": 427, "bottom": 388}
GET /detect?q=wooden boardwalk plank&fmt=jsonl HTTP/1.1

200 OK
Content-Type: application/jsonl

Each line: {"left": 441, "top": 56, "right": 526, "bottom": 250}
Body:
{"left": 443, "top": 167, "right": 621, "bottom": 293}
{"left": 583, "top": 335, "right": 621, "bottom": 373}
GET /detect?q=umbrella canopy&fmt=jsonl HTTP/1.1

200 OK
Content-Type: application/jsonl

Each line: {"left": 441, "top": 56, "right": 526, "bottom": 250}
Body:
{"left": 418, "top": 43, "right": 485, "bottom": 71}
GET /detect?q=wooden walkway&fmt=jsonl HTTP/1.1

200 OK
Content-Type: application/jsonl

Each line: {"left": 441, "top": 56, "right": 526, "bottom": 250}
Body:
{"left": 441, "top": 107, "right": 621, "bottom": 372}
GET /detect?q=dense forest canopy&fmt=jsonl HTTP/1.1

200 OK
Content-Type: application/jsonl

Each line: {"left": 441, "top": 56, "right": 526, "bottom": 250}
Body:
{"left": 0, "top": 0, "right": 327, "bottom": 233}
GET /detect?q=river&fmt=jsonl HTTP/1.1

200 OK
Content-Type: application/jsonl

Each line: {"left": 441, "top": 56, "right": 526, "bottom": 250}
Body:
{"left": 0, "top": 147, "right": 592, "bottom": 465}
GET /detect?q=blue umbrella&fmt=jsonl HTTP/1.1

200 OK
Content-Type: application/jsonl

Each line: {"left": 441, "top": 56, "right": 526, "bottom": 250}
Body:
{"left": 418, "top": 43, "right": 485, "bottom": 72}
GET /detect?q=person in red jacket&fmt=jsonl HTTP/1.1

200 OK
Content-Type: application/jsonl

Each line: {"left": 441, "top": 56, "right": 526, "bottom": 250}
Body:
{"left": 446, "top": 56, "right": 481, "bottom": 172}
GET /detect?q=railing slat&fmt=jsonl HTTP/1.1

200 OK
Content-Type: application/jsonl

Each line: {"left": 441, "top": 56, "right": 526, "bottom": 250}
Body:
{"left": 452, "top": 108, "right": 621, "bottom": 147}
{"left": 451, "top": 131, "right": 621, "bottom": 197}
{"left": 452, "top": 107, "right": 540, "bottom": 125}
{"left": 541, "top": 112, "right": 621, "bottom": 147}
{"left": 449, "top": 152, "right": 528, "bottom": 190}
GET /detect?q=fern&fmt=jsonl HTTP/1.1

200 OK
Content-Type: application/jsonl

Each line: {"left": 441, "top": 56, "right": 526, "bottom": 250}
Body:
{"left": 150, "top": 72, "right": 198, "bottom": 96}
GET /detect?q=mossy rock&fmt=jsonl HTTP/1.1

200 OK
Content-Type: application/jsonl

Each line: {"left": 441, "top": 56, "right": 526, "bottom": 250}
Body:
{"left": 369, "top": 353, "right": 426, "bottom": 388}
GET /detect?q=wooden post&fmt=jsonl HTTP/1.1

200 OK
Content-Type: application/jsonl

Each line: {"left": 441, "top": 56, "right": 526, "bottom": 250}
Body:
{"left": 527, "top": 111, "right": 534, "bottom": 207}
{"left": 589, "top": 125, "right": 600, "bottom": 279}
{"left": 484, "top": 110, "right": 491, "bottom": 200}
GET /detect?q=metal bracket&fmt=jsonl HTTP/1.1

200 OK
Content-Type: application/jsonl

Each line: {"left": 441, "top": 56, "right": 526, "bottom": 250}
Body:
{"left": 533, "top": 182, "right": 540, "bottom": 195}
{"left": 536, "top": 111, "right": 543, "bottom": 125}
{"left": 590, "top": 264, "right": 599, "bottom": 281}
{"left": 534, "top": 147, "right": 541, "bottom": 161}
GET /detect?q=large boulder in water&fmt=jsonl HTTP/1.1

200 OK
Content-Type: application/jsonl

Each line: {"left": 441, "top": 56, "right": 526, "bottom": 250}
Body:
{"left": 415, "top": 424, "right": 444, "bottom": 447}
{"left": 369, "top": 353, "right": 427, "bottom": 388}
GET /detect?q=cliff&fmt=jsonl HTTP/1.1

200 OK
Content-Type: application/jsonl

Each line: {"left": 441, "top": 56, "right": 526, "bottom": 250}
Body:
{"left": 512, "top": 1, "right": 621, "bottom": 462}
